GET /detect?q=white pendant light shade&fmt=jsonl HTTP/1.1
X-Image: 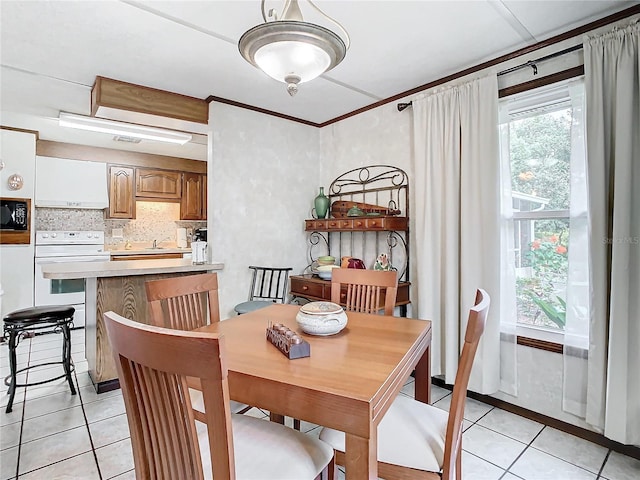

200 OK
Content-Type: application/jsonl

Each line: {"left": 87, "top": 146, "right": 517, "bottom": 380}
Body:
{"left": 238, "top": 2, "right": 349, "bottom": 96}
{"left": 254, "top": 40, "right": 331, "bottom": 84}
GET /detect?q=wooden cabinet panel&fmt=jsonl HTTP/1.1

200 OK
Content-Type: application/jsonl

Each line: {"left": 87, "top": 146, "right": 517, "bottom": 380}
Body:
{"left": 201, "top": 174, "right": 207, "bottom": 219}
{"left": 108, "top": 166, "right": 135, "bottom": 219}
{"left": 111, "top": 253, "right": 183, "bottom": 261}
{"left": 290, "top": 274, "right": 411, "bottom": 307}
{"left": 180, "top": 172, "right": 205, "bottom": 220}
{"left": 290, "top": 276, "right": 327, "bottom": 301}
{"left": 135, "top": 168, "right": 181, "bottom": 199}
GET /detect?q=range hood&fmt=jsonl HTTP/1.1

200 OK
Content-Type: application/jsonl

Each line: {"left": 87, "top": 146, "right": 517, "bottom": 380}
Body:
{"left": 35, "top": 156, "right": 109, "bottom": 209}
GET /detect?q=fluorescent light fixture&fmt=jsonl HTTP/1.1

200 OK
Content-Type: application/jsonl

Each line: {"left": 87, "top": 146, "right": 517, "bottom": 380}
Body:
{"left": 58, "top": 112, "right": 193, "bottom": 145}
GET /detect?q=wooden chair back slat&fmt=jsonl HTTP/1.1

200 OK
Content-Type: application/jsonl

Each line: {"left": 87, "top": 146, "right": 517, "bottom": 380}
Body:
{"left": 146, "top": 273, "right": 220, "bottom": 329}
{"left": 104, "top": 311, "right": 234, "bottom": 479}
{"left": 331, "top": 269, "right": 398, "bottom": 316}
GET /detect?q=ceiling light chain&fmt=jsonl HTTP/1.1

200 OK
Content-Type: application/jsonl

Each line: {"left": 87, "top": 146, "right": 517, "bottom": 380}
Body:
{"left": 239, "top": 0, "right": 349, "bottom": 96}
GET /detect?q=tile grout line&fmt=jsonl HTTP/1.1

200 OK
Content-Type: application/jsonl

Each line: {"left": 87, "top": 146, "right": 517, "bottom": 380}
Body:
{"left": 73, "top": 361, "right": 104, "bottom": 480}
{"left": 501, "top": 424, "right": 547, "bottom": 477}
{"left": 596, "top": 449, "right": 611, "bottom": 479}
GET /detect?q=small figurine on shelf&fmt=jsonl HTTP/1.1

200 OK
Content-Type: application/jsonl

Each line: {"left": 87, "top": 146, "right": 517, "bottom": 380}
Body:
{"left": 373, "top": 252, "right": 393, "bottom": 271}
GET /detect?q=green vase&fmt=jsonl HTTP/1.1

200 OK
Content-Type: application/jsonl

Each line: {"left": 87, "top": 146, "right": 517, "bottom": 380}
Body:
{"left": 314, "top": 187, "right": 330, "bottom": 219}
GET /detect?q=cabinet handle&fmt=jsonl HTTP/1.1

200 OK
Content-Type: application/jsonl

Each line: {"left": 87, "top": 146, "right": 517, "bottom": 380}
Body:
{"left": 329, "top": 222, "right": 337, "bottom": 227}
{"left": 341, "top": 293, "right": 347, "bottom": 299}
{"left": 370, "top": 221, "right": 377, "bottom": 226}
{"left": 302, "top": 286, "right": 309, "bottom": 291}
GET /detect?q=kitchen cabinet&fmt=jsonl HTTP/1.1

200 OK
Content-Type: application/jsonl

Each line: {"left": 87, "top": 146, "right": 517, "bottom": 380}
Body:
{"left": 108, "top": 166, "right": 135, "bottom": 219}
{"left": 107, "top": 166, "right": 207, "bottom": 220}
{"left": 0, "top": 129, "right": 36, "bottom": 319}
{"left": 135, "top": 168, "right": 181, "bottom": 199}
{"left": 180, "top": 172, "right": 206, "bottom": 220}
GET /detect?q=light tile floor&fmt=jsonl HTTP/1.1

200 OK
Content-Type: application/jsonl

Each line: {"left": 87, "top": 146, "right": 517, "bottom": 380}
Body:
{"left": 2, "top": 330, "right": 639, "bottom": 479}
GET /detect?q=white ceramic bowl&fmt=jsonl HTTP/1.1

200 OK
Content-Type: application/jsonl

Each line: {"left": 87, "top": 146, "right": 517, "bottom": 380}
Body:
{"left": 296, "top": 302, "right": 348, "bottom": 336}
{"left": 315, "top": 264, "right": 339, "bottom": 280}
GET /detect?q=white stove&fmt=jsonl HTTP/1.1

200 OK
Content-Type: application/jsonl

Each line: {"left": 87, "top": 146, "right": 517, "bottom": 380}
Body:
{"left": 34, "top": 230, "right": 109, "bottom": 328}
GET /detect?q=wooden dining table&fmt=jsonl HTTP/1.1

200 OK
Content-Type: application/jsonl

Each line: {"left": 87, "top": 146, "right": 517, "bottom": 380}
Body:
{"left": 195, "top": 303, "right": 432, "bottom": 480}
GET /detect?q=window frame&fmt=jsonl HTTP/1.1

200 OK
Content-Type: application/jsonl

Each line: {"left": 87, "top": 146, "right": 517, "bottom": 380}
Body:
{"left": 499, "top": 66, "right": 584, "bottom": 350}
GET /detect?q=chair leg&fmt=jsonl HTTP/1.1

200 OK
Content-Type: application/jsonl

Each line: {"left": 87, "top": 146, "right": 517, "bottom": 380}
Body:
{"left": 5, "top": 330, "right": 18, "bottom": 413}
{"left": 61, "top": 322, "right": 76, "bottom": 395}
{"left": 456, "top": 450, "right": 462, "bottom": 480}
{"left": 320, "top": 456, "right": 336, "bottom": 480}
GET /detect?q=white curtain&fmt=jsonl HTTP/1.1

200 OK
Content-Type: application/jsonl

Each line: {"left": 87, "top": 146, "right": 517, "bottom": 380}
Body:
{"left": 497, "top": 104, "right": 521, "bottom": 398}
{"left": 584, "top": 22, "right": 640, "bottom": 445}
{"left": 562, "top": 79, "right": 592, "bottom": 418}
{"left": 412, "top": 75, "right": 510, "bottom": 394}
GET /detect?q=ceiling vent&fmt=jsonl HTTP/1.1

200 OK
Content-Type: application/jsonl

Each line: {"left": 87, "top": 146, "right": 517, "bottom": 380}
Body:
{"left": 113, "top": 135, "right": 142, "bottom": 144}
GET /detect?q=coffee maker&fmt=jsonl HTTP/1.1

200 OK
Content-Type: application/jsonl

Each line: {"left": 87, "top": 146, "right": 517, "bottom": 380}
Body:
{"left": 193, "top": 228, "right": 207, "bottom": 242}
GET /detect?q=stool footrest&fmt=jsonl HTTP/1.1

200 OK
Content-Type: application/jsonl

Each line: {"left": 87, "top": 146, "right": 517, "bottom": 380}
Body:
{"left": 4, "top": 362, "right": 76, "bottom": 389}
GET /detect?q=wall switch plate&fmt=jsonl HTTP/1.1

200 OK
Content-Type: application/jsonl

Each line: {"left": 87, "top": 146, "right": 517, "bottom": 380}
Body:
{"left": 112, "top": 228, "right": 124, "bottom": 238}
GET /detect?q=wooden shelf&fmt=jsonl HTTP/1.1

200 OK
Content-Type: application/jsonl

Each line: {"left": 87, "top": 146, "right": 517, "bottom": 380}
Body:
{"left": 305, "top": 216, "right": 408, "bottom": 232}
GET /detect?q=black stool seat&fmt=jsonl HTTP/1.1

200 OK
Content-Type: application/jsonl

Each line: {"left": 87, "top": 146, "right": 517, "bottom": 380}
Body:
{"left": 4, "top": 305, "right": 75, "bottom": 326}
{"left": 3, "top": 305, "right": 76, "bottom": 413}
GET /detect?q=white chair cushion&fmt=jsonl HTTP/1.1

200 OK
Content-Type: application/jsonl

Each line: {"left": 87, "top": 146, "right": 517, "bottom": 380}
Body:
{"left": 319, "top": 394, "right": 448, "bottom": 472}
{"left": 189, "top": 388, "right": 248, "bottom": 415}
{"left": 198, "top": 413, "right": 334, "bottom": 479}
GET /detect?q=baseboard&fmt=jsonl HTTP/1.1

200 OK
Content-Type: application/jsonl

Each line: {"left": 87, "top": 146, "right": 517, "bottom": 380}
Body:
{"left": 431, "top": 377, "right": 640, "bottom": 460}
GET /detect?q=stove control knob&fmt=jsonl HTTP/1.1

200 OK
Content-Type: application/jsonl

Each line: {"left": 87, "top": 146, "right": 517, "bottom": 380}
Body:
{"left": 86, "top": 233, "right": 93, "bottom": 238}
{"left": 51, "top": 233, "right": 57, "bottom": 238}
{"left": 42, "top": 233, "right": 49, "bottom": 238}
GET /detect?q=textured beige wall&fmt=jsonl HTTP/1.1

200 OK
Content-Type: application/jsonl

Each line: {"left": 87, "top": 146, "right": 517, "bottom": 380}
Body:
{"left": 208, "top": 102, "right": 321, "bottom": 318}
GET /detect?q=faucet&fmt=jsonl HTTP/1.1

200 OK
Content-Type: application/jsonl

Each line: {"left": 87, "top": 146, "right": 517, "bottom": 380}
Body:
{"left": 152, "top": 239, "right": 158, "bottom": 249}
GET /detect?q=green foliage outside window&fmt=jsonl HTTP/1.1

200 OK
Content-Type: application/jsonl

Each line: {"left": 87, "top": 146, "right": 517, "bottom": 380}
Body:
{"left": 510, "top": 109, "right": 571, "bottom": 330}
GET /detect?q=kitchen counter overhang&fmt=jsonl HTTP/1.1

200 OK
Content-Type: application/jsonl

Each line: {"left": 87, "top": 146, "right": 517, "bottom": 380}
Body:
{"left": 41, "top": 258, "right": 223, "bottom": 279}
{"left": 42, "top": 258, "right": 224, "bottom": 393}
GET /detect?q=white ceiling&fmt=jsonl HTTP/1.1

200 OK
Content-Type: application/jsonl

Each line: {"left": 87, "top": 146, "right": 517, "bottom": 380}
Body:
{"left": 0, "top": 0, "right": 637, "bottom": 154}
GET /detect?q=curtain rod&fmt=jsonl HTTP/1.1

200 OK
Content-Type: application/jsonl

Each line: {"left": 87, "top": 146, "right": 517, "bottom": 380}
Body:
{"left": 397, "top": 44, "right": 584, "bottom": 112}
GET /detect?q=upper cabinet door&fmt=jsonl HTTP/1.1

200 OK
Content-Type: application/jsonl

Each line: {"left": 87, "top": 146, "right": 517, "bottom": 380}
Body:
{"left": 135, "top": 168, "right": 181, "bottom": 199}
{"left": 108, "top": 166, "right": 135, "bottom": 219}
{"left": 180, "top": 172, "right": 204, "bottom": 220}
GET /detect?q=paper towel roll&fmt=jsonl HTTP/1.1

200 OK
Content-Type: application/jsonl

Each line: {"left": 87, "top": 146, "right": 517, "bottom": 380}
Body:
{"left": 177, "top": 228, "right": 187, "bottom": 248}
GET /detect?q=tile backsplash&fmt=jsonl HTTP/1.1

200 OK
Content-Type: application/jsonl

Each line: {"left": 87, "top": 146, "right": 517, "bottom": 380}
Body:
{"left": 35, "top": 201, "right": 205, "bottom": 247}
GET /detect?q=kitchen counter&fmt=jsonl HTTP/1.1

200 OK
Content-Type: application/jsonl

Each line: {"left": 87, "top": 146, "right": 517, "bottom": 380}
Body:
{"left": 41, "top": 259, "right": 224, "bottom": 393}
{"left": 41, "top": 258, "right": 221, "bottom": 279}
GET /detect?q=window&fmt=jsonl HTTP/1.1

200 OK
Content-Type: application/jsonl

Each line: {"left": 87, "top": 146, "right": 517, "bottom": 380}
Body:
{"left": 500, "top": 79, "right": 589, "bottom": 343}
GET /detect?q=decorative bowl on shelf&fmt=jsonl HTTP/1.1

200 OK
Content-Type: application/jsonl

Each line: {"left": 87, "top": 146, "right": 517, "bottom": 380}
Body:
{"left": 315, "top": 264, "right": 339, "bottom": 280}
{"left": 317, "top": 255, "right": 336, "bottom": 266}
{"left": 296, "top": 302, "right": 348, "bottom": 336}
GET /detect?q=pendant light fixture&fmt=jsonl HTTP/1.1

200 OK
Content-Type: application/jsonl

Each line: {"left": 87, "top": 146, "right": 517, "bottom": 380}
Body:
{"left": 239, "top": 0, "right": 350, "bottom": 96}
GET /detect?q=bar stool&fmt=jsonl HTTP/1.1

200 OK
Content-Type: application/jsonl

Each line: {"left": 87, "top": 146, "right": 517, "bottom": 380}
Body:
{"left": 3, "top": 305, "right": 76, "bottom": 413}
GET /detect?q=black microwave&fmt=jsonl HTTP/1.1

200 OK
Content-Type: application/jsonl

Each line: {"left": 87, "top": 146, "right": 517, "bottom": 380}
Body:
{"left": 1, "top": 198, "right": 30, "bottom": 231}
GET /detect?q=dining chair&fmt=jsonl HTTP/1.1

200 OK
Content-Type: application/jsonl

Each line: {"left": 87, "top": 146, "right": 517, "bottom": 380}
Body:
{"left": 103, "top": 311, "right": 335, "bottom": 480}
{"left": 145, "top": 273, "right": 250, "bottom": 418}
{"left": 330, "top": 268, "right": 398, "bottom": 315}
{"left": 320, "top": 289, "right": 490, "bottom": 480}
{"left": 234, "top": 266, "right": 293, "bottom": 314}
